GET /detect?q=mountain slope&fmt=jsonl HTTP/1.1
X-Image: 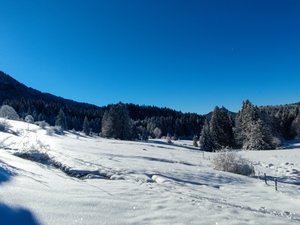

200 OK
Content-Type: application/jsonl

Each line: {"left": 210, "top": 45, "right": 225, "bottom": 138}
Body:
{"left": 0, "top": 70, "right": 204, "bottom": 137}
{"left": 0, "top": 71, "right": 101, "bottom": 109}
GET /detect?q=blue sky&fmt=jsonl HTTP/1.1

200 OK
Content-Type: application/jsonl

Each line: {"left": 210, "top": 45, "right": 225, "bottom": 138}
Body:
{"left": 0, "top": 0, "right": 300, "bottom": 114}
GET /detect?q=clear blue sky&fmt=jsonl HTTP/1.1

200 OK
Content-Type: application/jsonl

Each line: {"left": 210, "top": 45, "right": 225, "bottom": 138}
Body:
{"left": 0, "top": 0, "right": 300, "bottom": 114}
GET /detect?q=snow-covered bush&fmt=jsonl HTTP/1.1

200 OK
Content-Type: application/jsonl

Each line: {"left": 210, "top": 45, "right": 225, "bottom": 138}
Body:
{"left": 213, "top": 150, "right": 254, "bottom": 176}
{"left": 153, "top": 127, "right": 162, "bottom": 139}
{"left": 0, "top": 105, "right": 19, "bottom": 120}
{"left": 36, "top": 121, "right": 49, "bottom": 129}
{"left": 46, "top": 127, "right": 54, "bottom": 136}
{"left": 0, "top": 119, "right": 11, "bottom": 132}
{"left": 46, "top": 126, "right": 64, "bottom": 136}
{"left": 25, "top": 115, "right": 34, "bottom": 123}
{"left": 166, "top": 134, "right": 173, "bottom": 144}
{"left": 15, "top": 150, "right": 52, "bottom": 165}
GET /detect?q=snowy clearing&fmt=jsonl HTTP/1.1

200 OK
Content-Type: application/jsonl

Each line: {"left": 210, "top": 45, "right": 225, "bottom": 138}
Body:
{"left": 1, "top": 119, "right": 300, "bottom": 225}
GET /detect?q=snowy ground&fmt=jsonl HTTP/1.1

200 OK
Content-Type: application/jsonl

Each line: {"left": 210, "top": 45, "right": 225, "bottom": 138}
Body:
{"left": 1, "top": 119, "right": 300, "bottom": 225}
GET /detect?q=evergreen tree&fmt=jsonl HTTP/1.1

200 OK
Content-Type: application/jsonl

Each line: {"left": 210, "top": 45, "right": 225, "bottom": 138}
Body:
{"left": 291, "top": 114, "right": 300, "bottom": 138}
{"left": 235, "top": 100, "right": 274, "bottom": 150}
{"left": 210, "top": 106, "right": 234, "bottom": 150}
{"left": 243, "top": 119, "right": 273, "bottom": 150}
{"left": 101, "top": 104, "right": 132, "bottom": 140}
{"left": 83, "top": 116, "right": 90, "bottom": 135}
{"left": 153, "top": 127, "right": 162, "bottom": 138}
{"left": 55, "top": 109, "right": 67, "bottom": 130}
{"left": 193, "top": 135, "right": 199, "bottom": 147}
{"left": 199, "top": 120, "right": 214, "bottom": 151}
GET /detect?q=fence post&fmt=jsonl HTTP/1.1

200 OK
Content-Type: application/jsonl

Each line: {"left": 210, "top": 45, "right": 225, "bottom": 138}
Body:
{"left": 264, "top": 173, "right": 267, "bottom": 185}
{"left": 275, "top": 178, "right": 278, "bottom": 191}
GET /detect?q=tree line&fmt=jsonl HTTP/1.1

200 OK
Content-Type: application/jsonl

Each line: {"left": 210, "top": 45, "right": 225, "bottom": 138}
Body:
{"left": 1, "top": 71, "right": 300, "bottom": 150}
{"left": 199, "top": 100, "right": 300, "bottom": 151}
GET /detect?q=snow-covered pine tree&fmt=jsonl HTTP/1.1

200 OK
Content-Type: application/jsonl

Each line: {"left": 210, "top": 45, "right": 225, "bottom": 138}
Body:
{"left": 153, "top": 127, "right": 162, "bottom": 139}
{"left": 55, "top": 109, "right": 67, "bottom": 130}
{"left": 291, "top": 114, "right": 300, "bottom": 139}
{"left": 209, "top": 106, "right": 234, "bottom": 150}
{"left": 101, "top": 104, "right": 132, "bottom": 140}
{"left": 83, "top": 116, "right": 90, "bottom": 135}
{"left": 199, "top": 120, "right": 214, "bottom": 151}
{"left": 193, "top": 135, "right": 199, "bottom": 147}
{"left": 235, "top": 100, "right": 274, "bottom": 150}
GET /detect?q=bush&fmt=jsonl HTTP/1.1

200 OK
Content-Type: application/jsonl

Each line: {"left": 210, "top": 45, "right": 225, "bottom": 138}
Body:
{"left": 0, "top": 105, "right": 19, "bottom": 120}
{"left": 14, "top": 150, "right": 51, "bottom": 164}
{"left": 35, "top": 121, "right": 49, "bottom": 129}
{"left": 213, "top": 150, "right": 254, "bottom": 176}
{"left": 0, "top": 119, "right": 11, "bottom": 132}
{"left": 25, "top": 115, "right": 34, "bottom": 123}
{"left": 153, "top": 127, "right": 162, "bottom": 139}
{"left": 46, "top": 127, "right": 54, "bottom": 136}
{"left": 46, "top": 126, "right": 64, "bottom": 136}
{"left": 166, "top": 134, "right": 173, "bottom": 144}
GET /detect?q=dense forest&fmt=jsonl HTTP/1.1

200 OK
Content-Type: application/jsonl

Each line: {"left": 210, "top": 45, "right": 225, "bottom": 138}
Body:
{"left": 0, "top": 71, "right": 204, "bottom": 139}
{"left": 1, "top": 71, "right": 300, "bottom": 150}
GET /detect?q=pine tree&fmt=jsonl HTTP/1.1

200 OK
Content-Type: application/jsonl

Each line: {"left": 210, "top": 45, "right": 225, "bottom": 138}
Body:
{"left": 235, "top": 100, "right": 274, "bottom": 150}
{"left": 55, "top": 109, "right": 67, "bottom": 130}
{"left": 193, "top": 135, "right": 199, "bottom": 147}
{"left": 209, "top": 106, "right": 234, "bottom": 150}
{"left": 199, "top": 120, "right": 214, "bottom": 151}
{"left": 291, "top": 114, "right": 300, "bottom": 139}
{"left": 83, "top": 116, "right": 90, "bottom": 135}
{"left": 101, "top": 104, "right": 132, "bottom": 140}
{"left": 153, "top": 127, "right": 162, "bottom": 138}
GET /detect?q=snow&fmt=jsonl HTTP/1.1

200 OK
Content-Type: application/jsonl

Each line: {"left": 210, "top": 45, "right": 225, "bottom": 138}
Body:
{"left": 1, "top": 119, "right": 300, "bottom": 224}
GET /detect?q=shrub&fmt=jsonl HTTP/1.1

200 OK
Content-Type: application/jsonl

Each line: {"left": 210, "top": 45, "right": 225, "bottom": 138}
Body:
{"left": 0, "top": 105, "right": 19, "bottom": 120}
{"left": 213, "top": 150, "right": 254, "bottom": 176}
{"left": 0, "top": 119, "right": 11, "bottom": 132}
{"left": 46, "top": 126, "right": 64, "bottom": 136}
{"left": 35, "top": 121, "right": 49, "bottom": 129}
{"left": 25, "top": 115, "right": 34, "bottom": 123}
{"left": 166, "top": 134, "right": 173, "bottom": 144}
{"left": 46, "top": 127, "right": 54, "bottom": 136}
{"left": 153, "top": 127, "right": 162, "bottom": 139}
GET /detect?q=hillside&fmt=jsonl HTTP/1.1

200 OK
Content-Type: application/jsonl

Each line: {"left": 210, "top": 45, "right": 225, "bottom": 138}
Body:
{"left": 1, "top": 70, "right": 300, "bottom": 146}
{"left": 0, "top": 71, "right": 204, "bottom": 137}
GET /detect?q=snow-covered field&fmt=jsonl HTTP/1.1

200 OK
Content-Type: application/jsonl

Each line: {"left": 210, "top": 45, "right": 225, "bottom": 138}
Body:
{"left": 1, "top": 119, "right": 300, "bottom": 225}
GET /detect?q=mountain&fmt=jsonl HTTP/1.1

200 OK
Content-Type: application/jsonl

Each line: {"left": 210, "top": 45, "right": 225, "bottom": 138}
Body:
{"left": 2, "top": 70, "right": 299, "bottom": 141}
{"left": 0, "top": 70, "right": 101, "bottom": 109}
{"left": 0, "top": 70, "right": 204, "bottom": 137}
{"left": 204, "top": 106, "right": 237, "bottom": 121}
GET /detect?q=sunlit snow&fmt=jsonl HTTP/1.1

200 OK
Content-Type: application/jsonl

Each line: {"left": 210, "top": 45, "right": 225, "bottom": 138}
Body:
{"left": 1, "top": 119, "right": 300, "bottom": 225}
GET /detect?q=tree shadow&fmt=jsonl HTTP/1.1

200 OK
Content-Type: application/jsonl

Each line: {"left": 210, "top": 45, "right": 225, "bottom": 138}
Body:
{"left": 0, "top": 160, "right": 16, "bottom": 185}
{"left": 148, "top": 140, "right": 200, "bottom": 151}
{"left": 0, "top": 161, "right": 42, "bottom": 224}
{"left": 0, "top": 203, "right": 41, "bottom": 225}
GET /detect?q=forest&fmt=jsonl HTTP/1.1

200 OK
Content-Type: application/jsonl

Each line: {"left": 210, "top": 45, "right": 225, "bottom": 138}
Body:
{"left": 1, "top": 70, "right": 300, "bottom": 151}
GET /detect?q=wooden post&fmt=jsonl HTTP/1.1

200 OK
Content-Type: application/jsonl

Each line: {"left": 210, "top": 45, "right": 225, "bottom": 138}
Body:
{"left": 275, "top": 178, "right": 278, "bottom": 191}
{"left": 264, "top": 173, "right": 267, "bottom": 185}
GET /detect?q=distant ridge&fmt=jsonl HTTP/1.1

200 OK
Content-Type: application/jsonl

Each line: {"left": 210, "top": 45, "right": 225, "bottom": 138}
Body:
{"left": 0, "top": 70, "right": 204, "bottom": 137}
{"left": 0, "top": 70, "right": 100, "bottom": 109}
